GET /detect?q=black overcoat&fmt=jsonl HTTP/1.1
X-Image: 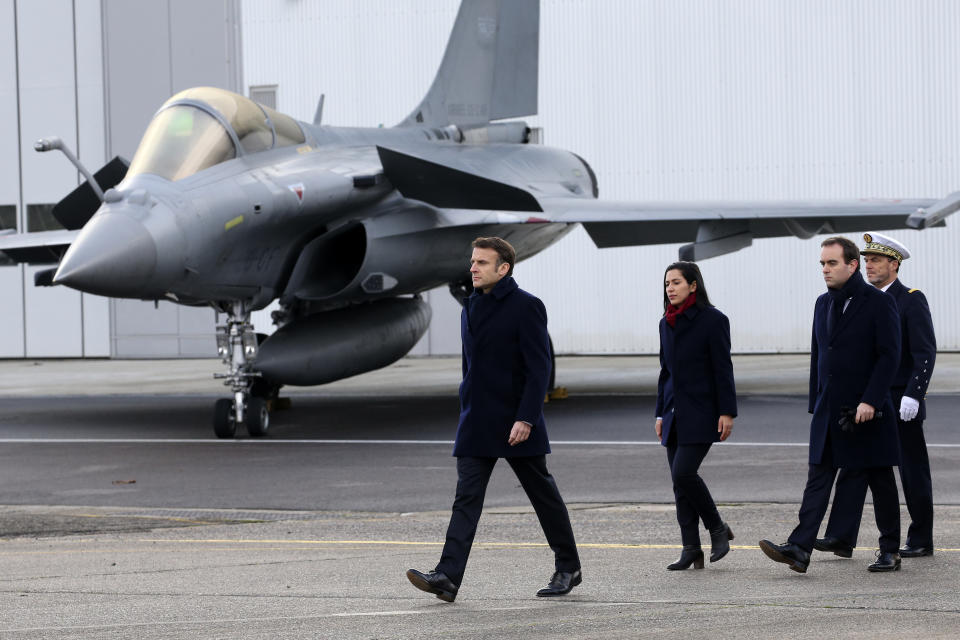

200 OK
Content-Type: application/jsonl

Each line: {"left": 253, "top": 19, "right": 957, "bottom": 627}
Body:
{"left": 887, "top": 278, "right": 936, "bottom": 421}
{"left": 656, "top": 305, "right": 738, "bottom": 446}
{"left": 808, "top": 271, "right": 901, "bottom": 468}
{"left": 453, "top": 276, "right": 552, "bottom": 458}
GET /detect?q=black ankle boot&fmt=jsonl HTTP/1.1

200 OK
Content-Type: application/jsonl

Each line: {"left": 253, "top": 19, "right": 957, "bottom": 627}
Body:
{"left": 667, "top": 545, "right": 704, "bottom": 570}
{"left": 709, "top": 522, "right": 734, "bottom": 562}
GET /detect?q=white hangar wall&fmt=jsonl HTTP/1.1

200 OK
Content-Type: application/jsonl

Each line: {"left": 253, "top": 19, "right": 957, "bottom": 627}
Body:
{"left": 241, "top": 0, "right": 960, "bottom": 354}
{"left": 0, "top": 0, "right": 242, "bottom": 359}
{"left": 0, "top": 0, "right": 110, "bottom": 358}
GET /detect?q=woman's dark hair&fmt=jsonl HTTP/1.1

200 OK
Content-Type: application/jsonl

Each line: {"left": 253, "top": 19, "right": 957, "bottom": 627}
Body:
{"left": 662, "top": 261, "right": 713, "bottom": 311}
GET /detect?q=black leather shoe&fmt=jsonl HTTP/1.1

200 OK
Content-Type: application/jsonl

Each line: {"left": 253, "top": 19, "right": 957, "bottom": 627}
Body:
{"left": 813, "top": 536, "right": 854, "bottom": 558}
{"left": 759, "top": 539, "right": 810, "bottom": 573}
{"left": 868, "top": 551, "right": 901, "bottom": 572}
{"left": 667, "top": 545, "right": 704, "bottom": 570}
{"left": 709, "top": 522, "right": 734, "bottom": 562}
{"left": 899, "top": 544, "right": 933, "bottom": 558}
{"left": 406, "top": 569, "right": 458, "bottom": 602}
{"left": 536, "top": 569, "right": 582, "bottom": 597}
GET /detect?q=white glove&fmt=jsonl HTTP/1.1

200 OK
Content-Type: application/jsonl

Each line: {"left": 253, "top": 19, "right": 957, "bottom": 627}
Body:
{"left": 899, "top": 396, "right": 920, "bottom": 422}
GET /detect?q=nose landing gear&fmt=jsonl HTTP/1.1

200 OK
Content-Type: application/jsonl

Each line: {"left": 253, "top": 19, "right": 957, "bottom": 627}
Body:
{"left": 212, "top": 301, "right": 269, "bottom": 438}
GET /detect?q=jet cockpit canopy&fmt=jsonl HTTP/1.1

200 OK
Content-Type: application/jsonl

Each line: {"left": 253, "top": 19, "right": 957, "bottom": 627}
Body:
{"left": 127, "top": 87, "right": 306, "bottom": 182}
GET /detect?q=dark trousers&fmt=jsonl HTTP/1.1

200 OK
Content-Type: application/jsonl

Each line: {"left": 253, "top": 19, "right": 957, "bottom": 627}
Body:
{"left": 825, "top": 419, "right": 934, "bottom": 548}
{"left": 665, "top": 429, "right": 722, "bottom": 547}
{"left": 435, "top": 455, "right": 580, "bottom": 586}
{"left": 788, "top": 440, "right": 900, "bottom": 553}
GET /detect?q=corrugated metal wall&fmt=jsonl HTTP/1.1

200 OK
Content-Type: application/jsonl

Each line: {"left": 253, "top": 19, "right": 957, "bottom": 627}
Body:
{"left": 242, "top": 0, "right": 960, "bottom": 353}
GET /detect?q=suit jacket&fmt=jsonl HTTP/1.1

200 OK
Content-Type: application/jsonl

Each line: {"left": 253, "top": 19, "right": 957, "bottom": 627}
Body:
{"left": 453, "top": 276, "right": 552, "bottom": 458}
{"left": 887, "top": 278, "right": 936, "bottom": 421}
{"left": 656, "top": 305, "right": 737, "bottom": 446}
{"left": 808, "top": 271, "right": 901, "bottom": 468}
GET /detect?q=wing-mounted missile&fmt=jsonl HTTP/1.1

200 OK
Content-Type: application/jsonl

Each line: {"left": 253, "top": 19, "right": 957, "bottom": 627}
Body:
{"left": 256, "top": 297, "right": 431, "bottom": 386}
{"left": 907, "top": 191, "right": 960, "bottom": 229}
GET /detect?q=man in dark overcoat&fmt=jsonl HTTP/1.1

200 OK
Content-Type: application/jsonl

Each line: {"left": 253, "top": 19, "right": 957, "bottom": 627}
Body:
{"left": 406, "top": 237, "right": 581, "bottom": 602}
{"left": 760, "top": 236, "right": 903, "bottom": 573}
{"left": 817, "top": 232, "right": 937, "bottom": 559}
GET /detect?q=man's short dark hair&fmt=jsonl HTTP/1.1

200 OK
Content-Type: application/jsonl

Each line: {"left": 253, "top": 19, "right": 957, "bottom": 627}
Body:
{"left": 821, "top": 236, "right": 860, "bottom": 265}
{"left": 472, "top": 237, "right": 516, "bottom": 276}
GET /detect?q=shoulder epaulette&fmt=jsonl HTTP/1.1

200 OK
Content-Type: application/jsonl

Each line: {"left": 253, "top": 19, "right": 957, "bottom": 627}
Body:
{"left": 908, "top": 288, "right": 919, "bottom": 294}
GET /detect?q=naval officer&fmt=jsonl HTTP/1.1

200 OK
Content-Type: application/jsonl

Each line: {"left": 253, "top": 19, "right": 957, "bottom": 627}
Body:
{"left": 759, "top": 236, "right": 902, "bottom": 573}
{"left": 406, "top": 237, "right": 581, "bottom": 602}
{"left": 816, "top": 232, "right": 937, "bottom": 559}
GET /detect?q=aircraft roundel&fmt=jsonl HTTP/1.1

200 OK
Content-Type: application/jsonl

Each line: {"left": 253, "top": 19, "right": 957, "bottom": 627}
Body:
{"left": 288, "top": 183, "right": 305, "bottom": 203}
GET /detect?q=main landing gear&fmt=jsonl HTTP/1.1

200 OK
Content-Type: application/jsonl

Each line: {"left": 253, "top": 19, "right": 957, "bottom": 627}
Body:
{"left": 212, "top": 301, "right": 270, "bottom": 438}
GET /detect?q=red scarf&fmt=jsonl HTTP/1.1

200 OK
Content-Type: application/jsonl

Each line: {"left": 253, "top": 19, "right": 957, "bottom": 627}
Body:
{"left": 665, "top": 292, "right": 697, "bottom": 328}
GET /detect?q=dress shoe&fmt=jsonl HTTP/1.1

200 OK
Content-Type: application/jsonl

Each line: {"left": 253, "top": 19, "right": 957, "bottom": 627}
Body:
{"left": 899, "top": 544, "right": 933, "bottom": 558}
{"left": 406, "top": 568, "right": 458, "bottom": 602}
{"left": 813, "top": 536, "right": 854, "bottom": 558}
{"left": 867, "top": 551, "right": 901, "bottom": 572}
{"left": 667, "top": 545, "right": 704, "bottom": 570}
{"left": 536, "top": 569, "right": 582, "bottom": 597}
{"left": 709, "top": 522, "right": 734, "bottom": 562}
{"left": 759, "top": 539, "right": 810, "bottom": 573}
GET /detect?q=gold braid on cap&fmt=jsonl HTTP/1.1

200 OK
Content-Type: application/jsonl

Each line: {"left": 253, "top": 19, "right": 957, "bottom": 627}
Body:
{"left": 862, "top": 239, "right": 903, "bottom": 262}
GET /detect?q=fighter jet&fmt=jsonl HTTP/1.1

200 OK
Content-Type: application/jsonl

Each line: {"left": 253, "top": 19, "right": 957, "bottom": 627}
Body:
{"left": 2, "top": 0, "right": 957, "bottom": 438}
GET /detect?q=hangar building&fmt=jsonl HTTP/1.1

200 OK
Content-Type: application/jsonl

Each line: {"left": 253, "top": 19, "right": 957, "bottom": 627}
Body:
{"left": 2, "top": 0, "right": 958, "bottom": 359}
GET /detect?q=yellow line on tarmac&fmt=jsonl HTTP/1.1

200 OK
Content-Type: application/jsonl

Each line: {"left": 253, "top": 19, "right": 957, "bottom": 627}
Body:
{"left": 135, "top": 539, "right": 960, "bottom": 553}
{"left": 72, "top": 513, "right": 225, "bottom": 525}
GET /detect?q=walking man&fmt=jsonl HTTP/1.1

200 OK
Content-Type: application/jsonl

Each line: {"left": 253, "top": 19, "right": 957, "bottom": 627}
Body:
{"left": 759, "top": 236, "right": 903, "bottom": 573}
{"left": 406, "top": 237, "right": 581, "bottom": 602}
{"left": 816, "top": 232, "right": 937, "bottom": 559}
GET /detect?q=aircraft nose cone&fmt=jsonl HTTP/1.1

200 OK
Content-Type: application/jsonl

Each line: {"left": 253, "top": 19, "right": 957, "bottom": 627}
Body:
{"left": 54, "top": 213, "right": 158, "bottom": 297}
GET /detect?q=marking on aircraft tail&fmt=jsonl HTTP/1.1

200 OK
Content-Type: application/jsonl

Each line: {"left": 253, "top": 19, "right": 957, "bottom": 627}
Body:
{"left": 224, "top": 216, "right": 244, "bottom": 231}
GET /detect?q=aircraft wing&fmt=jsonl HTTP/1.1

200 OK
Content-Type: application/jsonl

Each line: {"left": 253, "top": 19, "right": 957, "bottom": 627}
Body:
{"left": 432, "top": 197, "right": 941, "bottom": 261}
{"left": 532, "top": 196, "right": 940, "bottom": 260}
{"left": 0, "top": 229, "right": 78, "bottom": 264}
{"left": 376, "top": 144, "right": 955, "bottom": 260}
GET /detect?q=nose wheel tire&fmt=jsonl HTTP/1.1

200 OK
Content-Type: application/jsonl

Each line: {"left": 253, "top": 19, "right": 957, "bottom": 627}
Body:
{"left": 246, "top": 397, "right": 270, "bottom": 437}
{"left": 213, "top": 398, "right": 237, "bottom": 439}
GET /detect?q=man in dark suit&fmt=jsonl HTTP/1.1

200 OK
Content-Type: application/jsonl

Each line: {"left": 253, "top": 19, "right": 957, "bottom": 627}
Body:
{"left": 760, "top": 236, "right": 902, "bottom": 573}
{"left": 816, "top": 232, "right": 937, "bottom": 559}
{"left": 406, "top": 237, "right": 581, "bottom": 602}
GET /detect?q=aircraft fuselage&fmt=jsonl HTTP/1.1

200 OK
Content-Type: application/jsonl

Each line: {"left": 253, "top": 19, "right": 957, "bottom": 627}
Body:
{"left": 55, "top": 116, "right": 584, "bottom": 309}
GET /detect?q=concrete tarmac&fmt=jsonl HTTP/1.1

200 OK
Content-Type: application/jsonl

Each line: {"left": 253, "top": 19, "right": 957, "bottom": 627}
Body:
{"left": 1, "top": 354, "right": 959, "bottom": 638}
{"left": 2, "top": 504, "right": 959, "bottom": 639}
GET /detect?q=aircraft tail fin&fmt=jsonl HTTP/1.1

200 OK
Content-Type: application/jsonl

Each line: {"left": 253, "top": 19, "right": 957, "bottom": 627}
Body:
{"left": 398, "top": 0, "right": 539, "bottom": 128}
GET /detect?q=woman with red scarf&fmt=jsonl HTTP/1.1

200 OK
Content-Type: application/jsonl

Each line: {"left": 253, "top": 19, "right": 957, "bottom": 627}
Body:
{"left": 655, "top": 261, "right": 738, "bottom": 570}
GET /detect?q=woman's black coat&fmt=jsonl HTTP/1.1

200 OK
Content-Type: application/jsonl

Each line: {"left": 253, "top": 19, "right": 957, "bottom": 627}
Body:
{"left": 656, "top": 305, "right": 738, "bottom": 446}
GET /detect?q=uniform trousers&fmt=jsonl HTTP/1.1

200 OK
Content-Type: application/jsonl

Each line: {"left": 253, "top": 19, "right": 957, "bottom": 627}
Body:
{"left": 665, "top": 428, "right": 722, "bottom": 547}
{"left": 787, "top": 435, "right": 900, "bottom": 553}
{"left": 435, "top": 455, "right": 580, "bottom": 586}
{"left": 825, "top": 418, "right": 934, "bottom": 548}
